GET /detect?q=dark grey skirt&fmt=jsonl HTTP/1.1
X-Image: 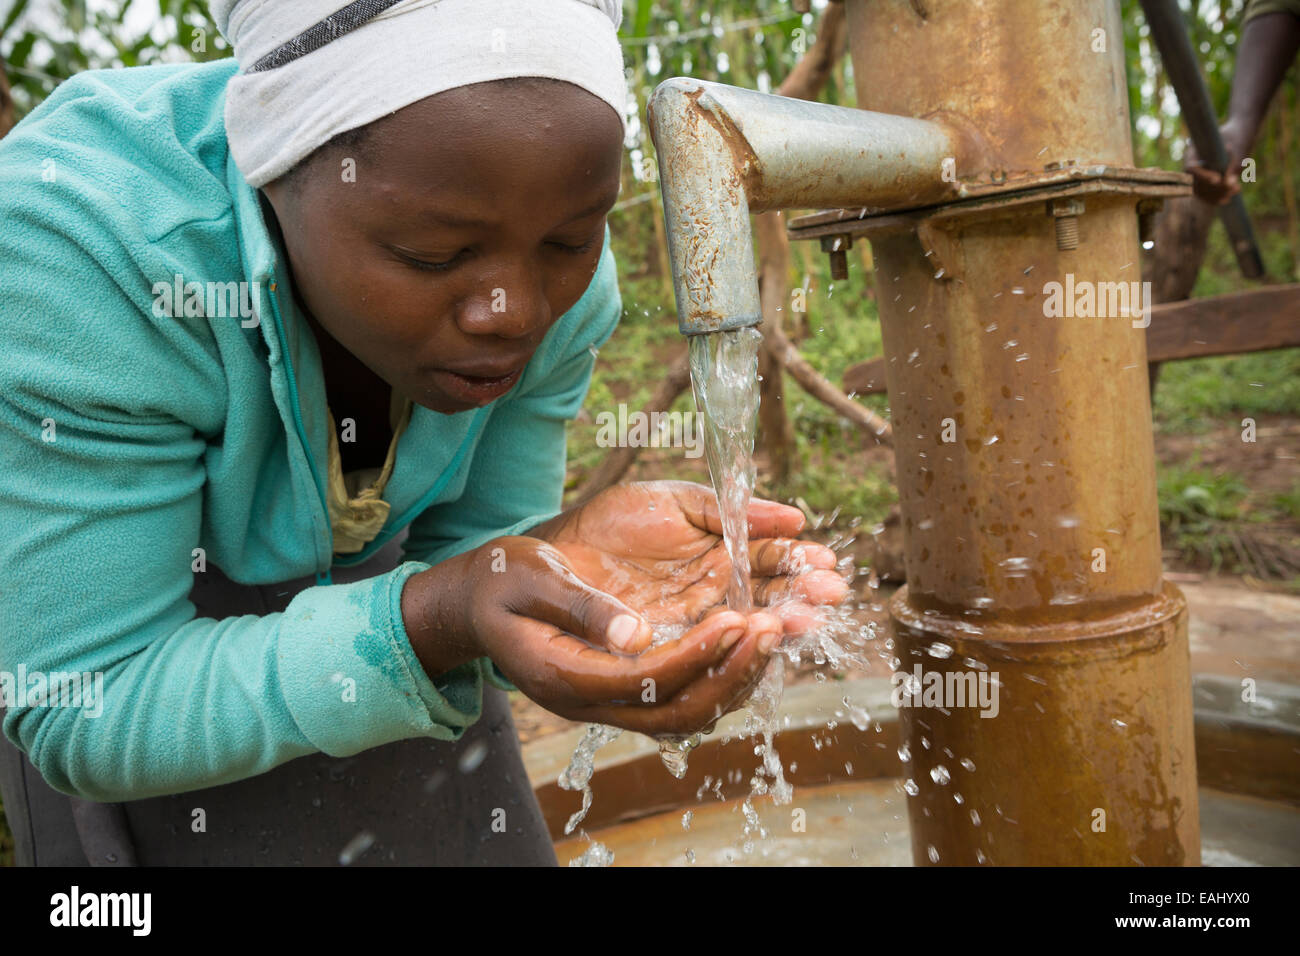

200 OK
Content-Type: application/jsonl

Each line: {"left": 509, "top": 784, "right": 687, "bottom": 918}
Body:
{"left": 0, "top": 532, "right": 557, "bottom": 866}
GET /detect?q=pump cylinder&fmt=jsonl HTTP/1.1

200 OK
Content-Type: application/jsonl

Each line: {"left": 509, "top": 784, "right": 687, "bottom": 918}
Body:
{"left": 843, "top": 0, "right": 1200, "bottom": 865}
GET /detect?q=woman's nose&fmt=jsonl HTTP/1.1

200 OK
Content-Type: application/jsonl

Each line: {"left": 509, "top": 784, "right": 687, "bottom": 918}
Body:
{"left": 455, "top": 264, "right": 550, "bottom": 340}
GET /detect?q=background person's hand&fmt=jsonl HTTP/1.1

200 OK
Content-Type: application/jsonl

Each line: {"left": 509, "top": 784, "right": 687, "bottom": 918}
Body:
{"left": 533, "top": 480, "right": 850, "bottom": 644}
{"left": 1185, "top": 120, "right": 1251, "bottom": 205}
{"left": 401, "top": 534, "right": 785, "bottom": 738}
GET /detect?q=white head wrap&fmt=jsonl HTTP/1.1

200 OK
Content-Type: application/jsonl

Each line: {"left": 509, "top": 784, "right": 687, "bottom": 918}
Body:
{"left": 212, "top": 0, "right": 627, "bottom": 187}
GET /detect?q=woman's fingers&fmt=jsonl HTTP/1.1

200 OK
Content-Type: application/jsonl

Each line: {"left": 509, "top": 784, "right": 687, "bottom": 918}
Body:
{"left": 768, "top": 600, "right": 832, "bottom": 636}
{"left": 512, "top": 607, "right": 751, "bottom": 708}
{"left": 752, "top": 567, "right": 850, "bottom": 607}
{"left": 660, "top": 480, "right": 806, "bottom": 540}
{"left": 582, "top": 611, "right": 783, "bottom": 736}
{"left": 748, "top": 538, "right": 837, "bottom": 576}
{"left": 744, "top": 498, "right": 808, "bottom": 540}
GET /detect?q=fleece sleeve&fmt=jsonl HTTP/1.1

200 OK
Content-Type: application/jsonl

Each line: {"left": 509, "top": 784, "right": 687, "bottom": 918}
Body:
{"left": 0, "top": 188, "right": 489, "bottom": 804}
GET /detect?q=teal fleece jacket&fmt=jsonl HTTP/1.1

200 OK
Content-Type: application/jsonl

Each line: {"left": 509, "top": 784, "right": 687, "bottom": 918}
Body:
{"left": 0, "top": 61, "right": 621, "bottom": 801}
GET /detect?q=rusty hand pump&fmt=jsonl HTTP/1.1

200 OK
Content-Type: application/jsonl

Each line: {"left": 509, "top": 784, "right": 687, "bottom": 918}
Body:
{"left": 649, "top": 0, "right": 1199, "bottom": 866}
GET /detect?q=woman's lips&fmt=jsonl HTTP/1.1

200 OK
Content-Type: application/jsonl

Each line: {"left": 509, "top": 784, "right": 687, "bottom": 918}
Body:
{"left": 430, "top": 366, "right": 524, "bottom": 405}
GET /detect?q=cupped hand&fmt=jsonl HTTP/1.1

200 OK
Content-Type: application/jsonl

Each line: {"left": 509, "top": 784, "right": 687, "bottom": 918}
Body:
{"left": 403, "top": 534, "right": 786, "bottom": 737}
{"left": 531, "top": 480, "right": 850, "bottom": 651}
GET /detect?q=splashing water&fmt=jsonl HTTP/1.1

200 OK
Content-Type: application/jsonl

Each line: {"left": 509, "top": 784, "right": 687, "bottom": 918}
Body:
{"left": 557, "top": 723, "right": 623, "bottom": 866}
{"left": 569, "top": 841, "right": 616, "bottom": 868}
{"left": 658, "top": 733, "right": 703, "bottom": 779}
{"left": 558, "top": 723, "right": 623, "bottom": 835}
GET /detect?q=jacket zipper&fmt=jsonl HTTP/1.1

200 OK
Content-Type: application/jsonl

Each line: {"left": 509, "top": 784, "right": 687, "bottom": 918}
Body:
{"left": 264, "top": 276, "right": 334, "bottom": 586}
{"left": 264, "top": 276, "right": 494, "bottom": 582}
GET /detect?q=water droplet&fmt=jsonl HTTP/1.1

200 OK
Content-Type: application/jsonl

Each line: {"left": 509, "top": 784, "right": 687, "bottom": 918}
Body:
{"left": 569, "top": 841, "right": 615, "bottom": 867}
{"left": 926, "top": 641, "right": 954, "bottom": 659}
{"left": 960, "top": 757, "right": 977, "bottom": 772}
{"left": 458, "top": 739, "right": 489, "bottom": 773}
{"left": 898, "top": 743, "right": 912, "bottom": 763}
{"left": 681, "top": 810, "right": 693, "bottom": 830}
{"left": 842, "top": 696, "right": 871, "bottom": 730}
{"left": 903, "top": 778, "right": 919, "bottom": 796}
{"left": 930, "top": 765, "right": 951, "bottom": 785}
{"left": 998, "top": 556, "right": 1031, "bottom": 576}
{"left": 970, "top": 809, "right": 981, "bottom": 826}
{"left": 339, "top": 830, "right": 375, "bottom": 865}
{"left": 927, "top": 845, "right": 940, "bottom": 862}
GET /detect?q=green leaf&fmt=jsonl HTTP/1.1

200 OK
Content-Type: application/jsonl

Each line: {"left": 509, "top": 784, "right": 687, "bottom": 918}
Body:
{"left": 6, "top": 30, "right": 36, "bottom": 69}
{"left": 632, "top": 0, "right": 652, "bottom": 38}
{"left": 0, "top": 0, "right": 31, "bottom": 44}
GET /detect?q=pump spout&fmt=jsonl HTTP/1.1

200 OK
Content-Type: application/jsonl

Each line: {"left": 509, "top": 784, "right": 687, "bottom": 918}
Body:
{"left": 647, "top": 77, "right": 967, "bottom": 336}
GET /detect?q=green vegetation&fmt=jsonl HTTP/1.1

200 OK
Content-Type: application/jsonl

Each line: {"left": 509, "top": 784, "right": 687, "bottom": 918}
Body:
{"left": 1154, "top": 350, "right": 1300, "bottom": 432}
{"left": 1157, "top": 462, "right": 1250, "bottom": 570}
{"left": 1273, "top": 482, "right": 1300, "bottom": 521}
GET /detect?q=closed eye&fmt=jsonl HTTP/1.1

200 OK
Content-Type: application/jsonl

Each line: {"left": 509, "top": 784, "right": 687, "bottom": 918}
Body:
{"left": 391, "top": 247, "right": 466, "bottom": 272}
{"left": 548, "top": 235, "right": 600, "bottom": 255}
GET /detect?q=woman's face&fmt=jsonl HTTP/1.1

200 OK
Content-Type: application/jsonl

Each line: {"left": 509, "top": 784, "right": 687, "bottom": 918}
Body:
{"left": 262, "top": 79, "right": 625, "bottom": 414}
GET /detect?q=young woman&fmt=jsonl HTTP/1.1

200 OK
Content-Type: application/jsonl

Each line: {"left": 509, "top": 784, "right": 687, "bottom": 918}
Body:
{"left": 0, "top": 0, "right": 846, "bottom": 865}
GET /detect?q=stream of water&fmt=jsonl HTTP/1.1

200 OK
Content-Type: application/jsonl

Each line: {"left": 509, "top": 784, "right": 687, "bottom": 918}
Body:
{"left": 688, "top": 328, "right": 795, "bottom": 844}
{"left": 688, "top": 327, "right": 764, "bottom": 613}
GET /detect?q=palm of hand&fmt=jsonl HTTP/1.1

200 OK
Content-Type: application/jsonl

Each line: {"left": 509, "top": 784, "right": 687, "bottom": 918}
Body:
{"left": 547, "top": 484, "right": 737, "bottom": 634}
